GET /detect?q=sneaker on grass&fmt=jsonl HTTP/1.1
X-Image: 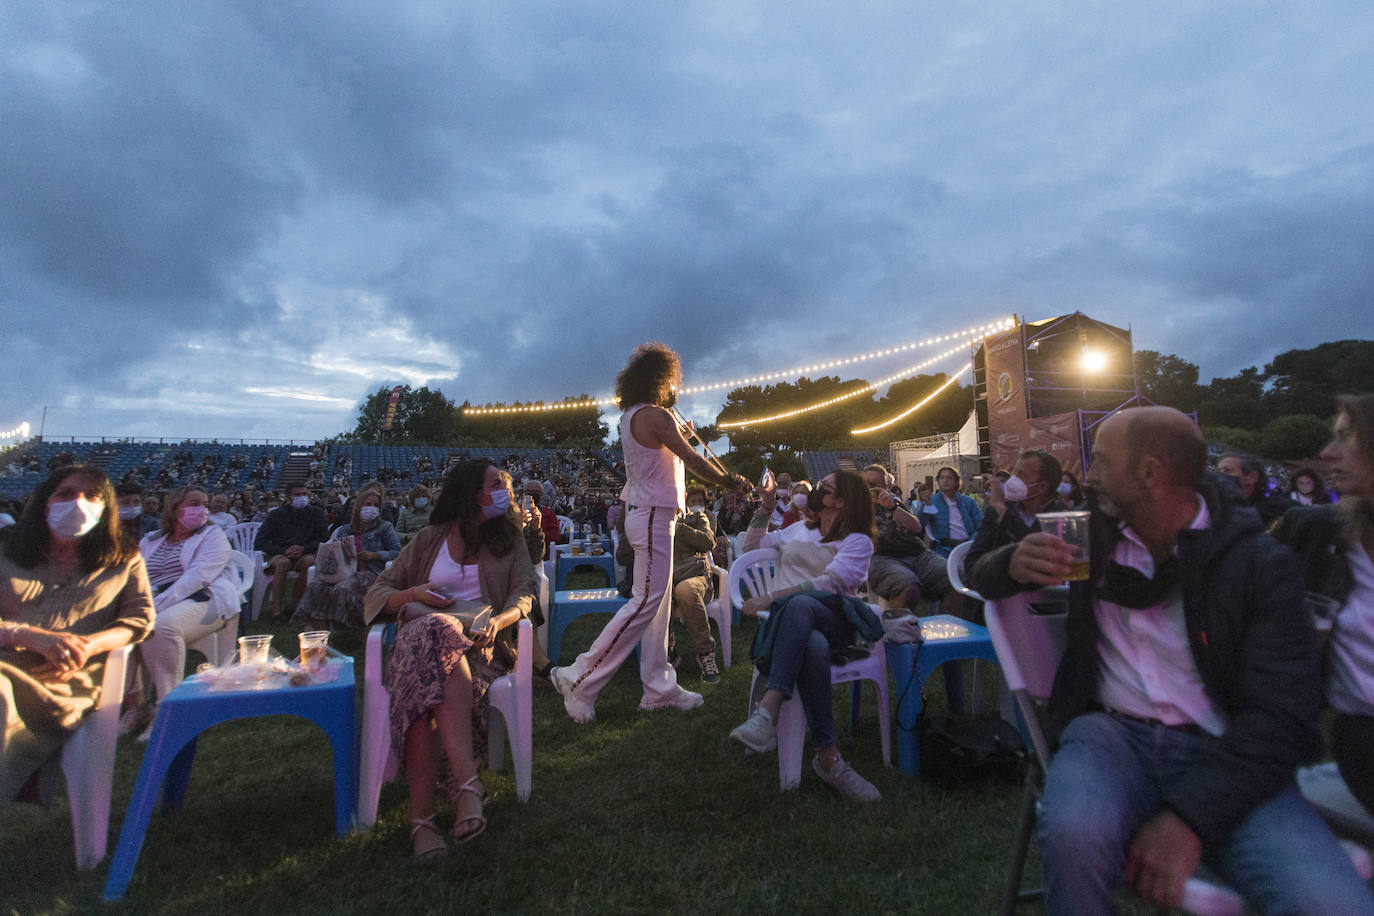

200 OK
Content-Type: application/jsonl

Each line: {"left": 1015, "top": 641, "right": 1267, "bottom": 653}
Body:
{"left": 638, "top": 687, "right": 703, "bottom": 712}
{"left": 729, "top": 708, "right": 777, "bottom": 752}
{"left": 550, "top": 666, "right": 595, "bottom": 724}
{"left": 812, "top": 754, "right": 881, "bottom": 802}
{"left": 698, "top": 652, "right": 720, "bottom": 685}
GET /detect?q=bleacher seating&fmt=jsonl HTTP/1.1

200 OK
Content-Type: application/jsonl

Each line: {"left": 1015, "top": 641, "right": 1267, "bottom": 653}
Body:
{"left": 801, "top": 450, "right": 877, "bottom": 481}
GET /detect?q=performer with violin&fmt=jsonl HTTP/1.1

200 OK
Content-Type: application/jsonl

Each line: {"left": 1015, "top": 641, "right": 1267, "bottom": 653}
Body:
{"left": 550, "top": 342, "right": 750, "bottom": 723}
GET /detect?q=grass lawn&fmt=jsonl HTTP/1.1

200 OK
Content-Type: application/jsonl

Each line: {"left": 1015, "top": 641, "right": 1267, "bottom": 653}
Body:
{"left": 2, "top": 573, "right": 1161, "bottom": 915}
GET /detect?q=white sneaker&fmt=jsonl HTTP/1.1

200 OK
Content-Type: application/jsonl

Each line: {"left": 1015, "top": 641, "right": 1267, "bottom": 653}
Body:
{"left": 638, "top": 687, "right": 704, "bottom": 712}
{"left": 812, "top": 755, "right": 881, "bottom": 802}
{"left": 729, "top": 708, "right": 778, "bottom": 752}
{"left": 550, "top": 666, "right": 595, "bottom": 724}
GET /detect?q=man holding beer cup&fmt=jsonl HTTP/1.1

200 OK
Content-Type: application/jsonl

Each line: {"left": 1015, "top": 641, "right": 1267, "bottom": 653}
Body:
{"left": 971, "top": 406, "right": 1372, "bottom": 914}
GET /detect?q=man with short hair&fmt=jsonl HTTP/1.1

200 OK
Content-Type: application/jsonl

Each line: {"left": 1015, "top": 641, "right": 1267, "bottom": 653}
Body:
{"left": 974, "top": 407, "right": 1373, "bottom": 914}
{"left": 1217, "top": 452, "right": 1291, "bottom": 526}
{"left": 253, "top": 485, "right": 329, "bottom": 621}
{"left": 116, "top": 483, "right": 159, "bottom": 540}
{"left": 965, "top": 450, "right": 1066, "bottom": 581}
{"left": 862, "top": 463, "right": 950, "bottom": 612}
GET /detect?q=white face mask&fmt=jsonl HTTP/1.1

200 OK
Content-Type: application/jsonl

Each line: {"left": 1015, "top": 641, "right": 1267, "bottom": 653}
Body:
{"left": 1002, "top": 475, "right": 1029, "bottom": 502}
{"left": 791, "top": 493, "right": 809, "bottom": 511}
{"left": 482, "top": 488, "right": 511, "bottom": 519}
{"left": 48, "top": 497, "right": 105, "bottom": 540}
{"left": 118, "top": 505, "right": 142, "bottom": 520}
{"left": 688, "top": 504, "right": 706, "bottom": 514}
{"left": 291, "top": 496, "right": 309, "bottom": 510}
{"left": 413, "top": 497, "right": 428, "bottom": 508}
{"left": 360, "top": 506, "right": 381, "bottom": 522}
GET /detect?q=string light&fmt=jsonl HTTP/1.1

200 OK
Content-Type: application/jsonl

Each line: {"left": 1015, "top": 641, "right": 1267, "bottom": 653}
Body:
{"left": 0, "top": 421, "right": 31, "bottom": 441}
{"left": 717, "top": 340, "right": 976, "bottom": 429}
{"left": 463, "top": 315, "right": 1016, "bottom": 416}
{"left": 849, "top": 363, "right": 972, "bottom": 435}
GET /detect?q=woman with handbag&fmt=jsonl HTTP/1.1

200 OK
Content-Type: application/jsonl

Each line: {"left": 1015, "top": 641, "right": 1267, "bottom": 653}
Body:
{"left": 362, "top": 459, "right": 534, "bottom": 860}
{"left": 293, "top": 484, "right": 400, "bottom": 629}
{"left": 729, "top": 469, "right": 884, "bottom": 801}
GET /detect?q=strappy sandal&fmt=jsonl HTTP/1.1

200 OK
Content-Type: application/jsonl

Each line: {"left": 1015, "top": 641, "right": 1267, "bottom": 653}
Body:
{"left": 409, "top": 815, "right": 447, "bottom": 861}
{"left": 451, "top": 775, "right": 487, "bottom": 845}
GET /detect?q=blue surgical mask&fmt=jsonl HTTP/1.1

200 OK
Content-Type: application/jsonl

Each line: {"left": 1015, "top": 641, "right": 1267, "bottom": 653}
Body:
{"left": 413, "top": 497, "right": 428, "bottom": 508}
{"left": 291, "top": 496, "right": 309, "bottom": 510}
{"left": 483, "top": 488, "right": 511, "bottom": 519}
{"left": 360, "top": 506, "right": 381, "bottom": 522}
{"left": 1057, "top": 482, "right": 1073, "bottom": 497}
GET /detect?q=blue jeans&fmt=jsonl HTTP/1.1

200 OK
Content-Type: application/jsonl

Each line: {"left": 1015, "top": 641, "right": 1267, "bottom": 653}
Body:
{"left": 765, "top": 594, "right": 849, "bottom": 750}
{"left": 1040, "top": 712, "right": 1374, "bottom": 916}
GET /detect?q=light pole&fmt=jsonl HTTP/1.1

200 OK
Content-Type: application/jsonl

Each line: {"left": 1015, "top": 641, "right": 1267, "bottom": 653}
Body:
{"left": 39, "top": 406, "right": 48, "bottom": 442}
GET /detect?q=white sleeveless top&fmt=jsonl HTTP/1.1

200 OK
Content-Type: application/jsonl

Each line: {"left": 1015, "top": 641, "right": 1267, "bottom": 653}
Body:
{"left": 619, "top": 403, "right": 685, "bottom": 511}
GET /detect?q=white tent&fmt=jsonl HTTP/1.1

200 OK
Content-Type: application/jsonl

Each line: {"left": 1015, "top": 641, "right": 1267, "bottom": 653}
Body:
{"left": 890, "top": 411, "right": 981, "bottom": 495}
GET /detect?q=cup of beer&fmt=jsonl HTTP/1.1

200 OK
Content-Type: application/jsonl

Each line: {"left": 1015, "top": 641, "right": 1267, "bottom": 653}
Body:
{"left": 237, "top": 634, "right": 273, "bottom": 667}
{"left": 1035, "top": 511, "right": 1091, "bottom": 581}
{"left": 298, "top": 631, "right": 330, "bottom": 671}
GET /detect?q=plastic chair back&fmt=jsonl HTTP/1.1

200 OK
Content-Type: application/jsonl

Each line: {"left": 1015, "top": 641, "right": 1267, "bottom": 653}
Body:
{"left": 946, "top": 540, "right": 984, "bottom": 600}
{"left": 557, "top": 515, "right": 573, "bottom": 538}
{"left": 728, "top": 548, "right": 780, "bottom": 611}
{"left": 226, "top": 522, "right": 260, "bottom": 555}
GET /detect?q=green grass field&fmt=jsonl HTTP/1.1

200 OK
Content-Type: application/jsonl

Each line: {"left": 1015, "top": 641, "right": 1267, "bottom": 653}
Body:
{"left": 1, "top": 574, "right": 1166, "bottom": 915}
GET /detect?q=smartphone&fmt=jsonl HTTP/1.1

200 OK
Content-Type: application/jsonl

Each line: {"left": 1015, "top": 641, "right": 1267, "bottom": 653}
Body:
{"left": 470, "top": 605, "right": 492, "bottom": 635}
{"left": 521, "top": 494, "right": 534, "bottom": 513}
{"left": 425, "top": 588, "right": 452, "bottom": 604}
{"left": 759, "top": 467, "right": 775, "bottom": 492}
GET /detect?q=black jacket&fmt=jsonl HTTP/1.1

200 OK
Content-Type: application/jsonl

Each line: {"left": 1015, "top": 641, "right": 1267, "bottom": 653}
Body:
{"left": 972, "top": 471, "right": 1322, "bottom": 848}
{"left": 1269, "top": 505, "right": 1353, "bottom": 605}
{"left": 964, "top": 496, "right": 1070, "bottom": 583}
{"left": 253, "top": 504, "right": 330, "bottom": 557}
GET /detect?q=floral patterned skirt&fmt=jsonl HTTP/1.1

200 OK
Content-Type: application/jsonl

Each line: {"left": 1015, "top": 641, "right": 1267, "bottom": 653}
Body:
{"left": 383, "top": 614, "right": 507, "bottom": 789}
{"left": 292, "top": 569, "right": 379, "bottom": 629}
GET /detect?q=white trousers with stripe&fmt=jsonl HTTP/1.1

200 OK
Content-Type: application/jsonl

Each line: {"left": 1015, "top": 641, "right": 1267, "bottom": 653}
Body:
{"left": 563, "top": 506, "right": 681, "bottom": 703}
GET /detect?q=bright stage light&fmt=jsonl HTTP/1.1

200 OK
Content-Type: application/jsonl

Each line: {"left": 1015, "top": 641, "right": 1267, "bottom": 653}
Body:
{"left": 1081, "top": 349, "right": 1108, "bottom": 373}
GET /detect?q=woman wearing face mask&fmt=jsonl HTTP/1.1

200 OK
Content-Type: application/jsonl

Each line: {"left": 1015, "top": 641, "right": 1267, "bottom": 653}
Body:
{"left": 1, "top": 466, "right": 155, "bottom": 804}
{"left": 293, "top": 484, "right": 400, "bottom": 630}
{"left": 124, "top": 485, "right": 242, "bottom": 736}
{"left": 396, "top": 485, "right": 433, "bottom": 546}
{"left": 779, "top": 481, "right": 813, "bottom": 529}
{"left": 362, "top": 459, "right": 534, "bottom": 859}
{"left": 730, "top": 470, "right": 884, "bottom": 800}
{"left": 1057, "top": 470, "right": 1086, "bottom": 508}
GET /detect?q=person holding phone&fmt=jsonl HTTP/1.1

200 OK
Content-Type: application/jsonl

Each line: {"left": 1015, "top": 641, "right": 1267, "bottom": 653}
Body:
{"left": 549, "top": 342, "right": 750, "bottom": 724}
{"left": 362, "top": 459, "right": 534, "bottom": 860}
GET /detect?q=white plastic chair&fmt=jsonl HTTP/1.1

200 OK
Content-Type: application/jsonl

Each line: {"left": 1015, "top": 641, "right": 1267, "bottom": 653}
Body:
{"left": 60, "top": 644, "right": 133, "bottom": 869}
{"left": 226, "top": 522, "right": 269, "bottom": 619}
{"left": 982, "top": 591, "right": 1360, "bottom": 916}
{"left": 702, "top": 559, "right": 732, "bottom": 668}
{"left": 556, "top": 515, "right": 573, "bottom": 540}
{"left": 730, "top": 548, "right": 891, "bottom": 789}
{"left": 359, "top": 618, "right": 534, "bottom": 826}
{"left": 532, "top": 563, "right": 550, "bottom": 651}
{"left": 187, "top": 550, "right": 252, "bottom": 667}
{"left": 945, "top": 540, "right": 984, "bottom": 600}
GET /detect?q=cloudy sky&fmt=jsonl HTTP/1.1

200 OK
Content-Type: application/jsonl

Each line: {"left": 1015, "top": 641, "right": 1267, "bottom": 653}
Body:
{"left": 4, "top": 2, "right": 1372, "bottom": 444}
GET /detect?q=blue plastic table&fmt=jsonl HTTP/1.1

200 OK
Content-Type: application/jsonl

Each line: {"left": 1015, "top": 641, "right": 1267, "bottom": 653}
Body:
{"left": 548, "top": 587, "right": 628, "bottom": 663}
{"left": 103, "top": 661, "right": 358, "bottom": 901}
{"left": 884, "top": 615, "right": 1000, "bottom": 777}
{"left": 555, "top": 552, "right": 616, "bottom": 589}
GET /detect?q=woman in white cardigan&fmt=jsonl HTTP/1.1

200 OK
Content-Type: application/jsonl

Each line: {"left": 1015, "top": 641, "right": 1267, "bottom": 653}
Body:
{"left": 129, "top": 485, "right": 240, "bottom": 730}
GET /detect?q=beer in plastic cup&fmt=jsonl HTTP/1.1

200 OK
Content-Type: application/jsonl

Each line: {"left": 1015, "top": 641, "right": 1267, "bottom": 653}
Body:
{"left": 298, "top": 631, "right": 330, "bottom": 670}
{"left": 1035, "top": 511, "right": 1091, "bottom": 581}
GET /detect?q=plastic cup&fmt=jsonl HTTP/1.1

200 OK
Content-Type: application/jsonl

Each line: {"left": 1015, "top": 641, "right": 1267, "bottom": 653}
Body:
{"left": 298, "top": 631, "right": 330, "bottom": 670}
{"left": 1036, "top": 511, "right": 1091, "bottom": 581}
{"left": 237, "top": 634, "right": 273, "bottom": 666}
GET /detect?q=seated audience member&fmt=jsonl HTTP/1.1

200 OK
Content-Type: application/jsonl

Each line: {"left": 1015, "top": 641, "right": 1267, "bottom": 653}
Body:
{"left": 530, "top": 482, "right": 561, "bottom": 558}
{"left": 923, "top": 466, "right": 984, "bottom": 556}
{"left": 497, "top": 473, "right": 553, "bottom": 678}
{"left": 1, "top": 466, "right": 155, "bottom": 804}
{"left": 207, "top": 493, "right": 238, "bottom": 530}
{"left": 396, "top": 485, "right": 433, "bottom": 546}
{"left": 361, "top": 459, "right": 535, "bottom": 859}
{"left": 768, "top": 472, "right": 793, "bottom": 529}
{"left": 975, "top": 406, "right": 1373, "bottom": 914}
{"left": 116, "top": 483, "right": 160, "bottom": 541}
{"left": 126, "top": 486, "right": 240, "bottom": 737}
{"left": 1272, "top": 395, "right": 1374, "bottom": 818}
{"left": 779, "top": 481, "right": 812, "bottom": 529}
{"left": 672, "top": 487, "right": 722, "bottom": 685}
{"left": 1218, "top": 452, "right": 1291, "bottom": 525}
{"left": 1287, "top": 465, "right": 1333, "bottom": 505}
{"left": 860, "top": 464, "right": 950, "bottom": 614}
{"left": 253, "top": 485, "right": 329, "bottom": 621}
{"left": 294, "top": 484, "right": 400, "bottom": 629}
{"left": 729, "top": 471, "right": 883, "bottom": 801}
{"left": 965, "top": 449, "right": 1067, "bottom": 582}
{"left": 1058, "top": 470, "right": 1086, "bottom": 507}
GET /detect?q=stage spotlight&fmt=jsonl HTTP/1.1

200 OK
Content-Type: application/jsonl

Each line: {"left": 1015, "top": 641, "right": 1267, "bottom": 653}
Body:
{"left": 1081, "top": 349, "right": 1108, "bottom": 373}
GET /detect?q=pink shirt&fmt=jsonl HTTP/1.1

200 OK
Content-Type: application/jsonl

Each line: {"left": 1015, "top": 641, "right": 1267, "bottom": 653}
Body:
{"left": 1093, "top": 494, "right": 1226, "bottom": 736}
